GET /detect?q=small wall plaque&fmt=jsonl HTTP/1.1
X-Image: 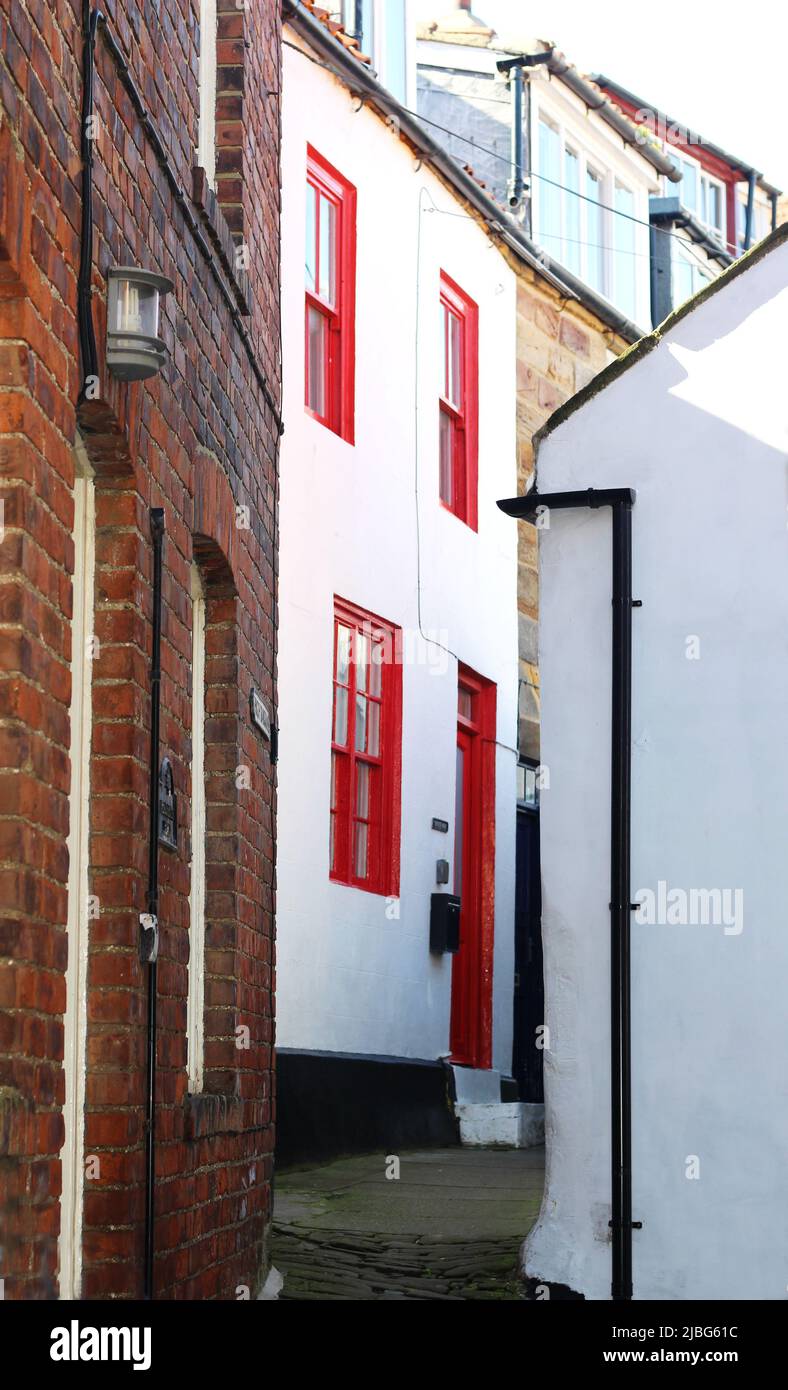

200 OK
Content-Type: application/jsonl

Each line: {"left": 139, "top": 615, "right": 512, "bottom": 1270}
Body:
{"left": 432, "top": 817, "right": 449, "bottom": 834}
{"left": 158, "top": 758, "right": 178, "bottom": 851}
{"left": 250, "top": 688, "right": 271, "bottom": 741}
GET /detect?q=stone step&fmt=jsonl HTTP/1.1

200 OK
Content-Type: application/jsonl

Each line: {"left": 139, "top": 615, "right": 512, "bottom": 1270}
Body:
{"left": 455, "top": 1101, "right": 545, "bottom": 1149}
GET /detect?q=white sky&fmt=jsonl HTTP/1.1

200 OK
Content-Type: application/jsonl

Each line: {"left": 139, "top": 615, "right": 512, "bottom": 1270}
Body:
{"left": 416, "top": 1, "right": 788, "bottom": 191}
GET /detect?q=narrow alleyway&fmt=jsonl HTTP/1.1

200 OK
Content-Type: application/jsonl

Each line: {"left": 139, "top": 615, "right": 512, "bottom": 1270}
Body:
{"left": 272, "top": 1147, "right": 545, "bottom": 1300}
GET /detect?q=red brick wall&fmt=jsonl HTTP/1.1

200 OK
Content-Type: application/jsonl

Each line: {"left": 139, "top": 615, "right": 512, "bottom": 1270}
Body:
{"left": 0, "top": 0, "right": 281, "bottom": 1299}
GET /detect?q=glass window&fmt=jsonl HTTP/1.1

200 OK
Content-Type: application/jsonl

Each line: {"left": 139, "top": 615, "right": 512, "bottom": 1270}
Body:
{"left": 614, "top": 183, "right": 637, "bottom": 322}
{"left": 331, "top": 603, "right": 401, "bottom": 896}
{"left": 439, "top": 274, "right": 478, "bottom": 529}
{"left": 383, "top": 0, "right": 407, "bottom": 103}
{"left": 563, "top": 147, "right": 581, "bottom": 275}
{"left": 305, "top": 148, "right": 356, "bottom": 441}
{"left": 537, "top": 120, "right": 562, "bottom": 260}
{"left": 586, "top": 168, "right": 605, "bottom": 294}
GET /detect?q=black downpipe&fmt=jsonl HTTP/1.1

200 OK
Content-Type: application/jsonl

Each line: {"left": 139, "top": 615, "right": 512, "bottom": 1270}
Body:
{"left": 498, "top": 486, "right": 637, "bottom": 1301}
{"left": 743, "top": 169, "right": 757, "bottom": 252}
{"left": 78, "top": 3, "right": 100, "bottom": 398}
{"left": 610, "top": 502, "right": 634, "bottom": 1301}
{"left": 507, "top": 65, "right": 525, "bottom": 211}
{"left": 141, "top": 508, "right": 165, "bottom": 1299}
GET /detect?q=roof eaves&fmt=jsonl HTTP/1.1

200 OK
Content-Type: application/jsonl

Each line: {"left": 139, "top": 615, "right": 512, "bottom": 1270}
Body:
{"left": 284, "top": 1, "right": 643, "bottom": 342}
{"left": 532, "top": 219, "right": 788, "bottom": 451}
{"left": 547, "top": 54, "right": 681, "bottom": 182}
{"left": 592, "top": 73, "right": 783, "bottom": 199}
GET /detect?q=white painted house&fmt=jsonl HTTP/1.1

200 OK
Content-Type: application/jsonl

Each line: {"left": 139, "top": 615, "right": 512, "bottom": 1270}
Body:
{"left": 275, "top": 3, "right": 521, "bottom": 1160}
{"left": 513, "top": 224, "right": 788, "bottom": 1299}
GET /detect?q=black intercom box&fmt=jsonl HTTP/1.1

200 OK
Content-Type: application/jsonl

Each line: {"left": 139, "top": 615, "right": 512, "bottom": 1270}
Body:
{"left": 430, "top": 893, "right": 461, "bottom": 954}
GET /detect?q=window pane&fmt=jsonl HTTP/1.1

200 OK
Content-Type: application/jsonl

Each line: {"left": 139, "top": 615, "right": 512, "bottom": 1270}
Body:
{"left": 585, "top": 170, "right": 604, "bottom": 294}
{"left": 673, "top": 245, "right": 694, "bottom": 304}
{"left": 439, "top": 408, "right": 453, "bottom": 506}
{"left": 447, "top": 310, "right": 462, "bottom": 408}
{"left": 319, "top": 194, "right": 336, "bottom": 305}
{"left": 336, "top": 624, "right": 351, "bottom": 686}
{"left": 537, "top": 120, "right": 562, "bottom": 260}
{"left": 367, "top": 701, "right": 380, "bottom": 757}
{"left": 710, "top": 183, "right": 722, "bottom": 233}
{"left": 354, "top": 820, "right": 368, "bottom": 879}
{"left": 680, "top": 159, "right": 697, "bottom": 213}
{"left": 564, "top": 148, "right": 581, "bottom": 274}
{"left": 356, "top": 631, "right": 368, "bottom": 693}
{"left": 334, "top": 684, "right": 348, "bottom": 745}
{"left": 307, "top": 305, "right": 327, "bottom": 416}
{"left": 384, "top": 0, "right": 407, "bottom": 102}
{"left": 356, "top": 762, "right": 369, "bottom": 818}
{"left": 369, "top": 645, "right": 383, "bottom": 697}
{"left": 355, "top": 693, "right": 367, "bottom": 752}
{"left": 458, "top": 686, "right": 474, "bottom": 722}
{"left": 614, "top": 184, "right": 637, "bottom": 322}
{"left": 306, "top": 182, "right": 317, "bottom": 293}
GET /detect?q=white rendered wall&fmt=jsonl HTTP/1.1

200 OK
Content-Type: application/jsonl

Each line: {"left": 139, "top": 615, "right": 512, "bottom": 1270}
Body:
{"left": 276, "top": 38, "right": 519, "bottom": 1070}
{"left": 527, "top": 236, "right": 788, "bottom": 1299}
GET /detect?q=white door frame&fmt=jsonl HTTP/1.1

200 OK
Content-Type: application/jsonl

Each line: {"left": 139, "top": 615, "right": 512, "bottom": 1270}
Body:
{"left": 59, "top": 447, "right": 95, "bottom": 1299}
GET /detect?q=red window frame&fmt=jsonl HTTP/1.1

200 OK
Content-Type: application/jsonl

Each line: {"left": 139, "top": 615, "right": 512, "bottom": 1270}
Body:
{"left": 439, "top": 271, "right": 479, "bottom": 531}
{"left": 330, "top": 598, "right": 402, "bottom": 897}
{"left": 305, "top": 146, "right": 356, "bottom": 444}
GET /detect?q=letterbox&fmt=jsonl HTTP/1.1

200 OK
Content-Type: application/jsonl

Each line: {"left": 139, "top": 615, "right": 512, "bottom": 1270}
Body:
{"left": 430, "top": 893, "right": 461, "bottom": 954}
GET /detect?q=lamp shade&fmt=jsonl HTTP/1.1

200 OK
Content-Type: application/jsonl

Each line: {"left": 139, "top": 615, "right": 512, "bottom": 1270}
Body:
{"left": 106, "top": 266, "right": 174, "bottom": 382}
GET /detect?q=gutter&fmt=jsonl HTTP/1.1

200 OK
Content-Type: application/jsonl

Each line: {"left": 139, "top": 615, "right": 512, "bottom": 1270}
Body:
{"left": 548, "top": 56, "right": 681, "bottom": 184}
{"left": 592, "top": 73, "right": 783, "bottom": 200}
{"left": 649, "top": 197, "right": 733, "bottom": 268}
{"left": 283, "top": 0, "right": 643, "bottom": 344}
{"left": 497, "top": 485, "right": 639, "bottom": 1301}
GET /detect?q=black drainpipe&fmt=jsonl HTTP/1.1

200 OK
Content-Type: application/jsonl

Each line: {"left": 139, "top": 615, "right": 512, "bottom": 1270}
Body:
{"left": 506, "top": 64, "right": 525, "bottom": 211}
{"left": 140, "top": 508, "right": 165, "bottom": 1299}
{"left": 497, "top": 486, "right": 638, "bottom": 1301}
{"left": 743, "top": 169, "right": 757, "bottom": 252}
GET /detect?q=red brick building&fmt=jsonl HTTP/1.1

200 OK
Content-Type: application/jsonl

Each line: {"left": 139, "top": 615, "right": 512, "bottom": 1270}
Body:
{"left": 0, "top": 0, "right": 281, "bottom": 1298}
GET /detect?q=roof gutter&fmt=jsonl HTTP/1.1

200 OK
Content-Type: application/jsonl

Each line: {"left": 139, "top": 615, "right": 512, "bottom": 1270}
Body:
{"left": 283, "top": 0, "right": 643, "bottom": 344}
{"left": 592, "top": 74, "right": 783, "bottom": 200}
{"left": 548, "top": 55, "right": 681, "bottom": 183}
{"left": 649, "top": 198, "right": 734, "bottom": 268}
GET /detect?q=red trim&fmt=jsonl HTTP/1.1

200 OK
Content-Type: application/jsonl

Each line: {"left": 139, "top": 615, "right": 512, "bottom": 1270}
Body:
{"left": 439, "top": 271, "right": 478, "bottom": 531}
{"left": 330, "top": 597, "right": 401, "bottom": 897}
{"left": 306, "top": 146, "right": 356, "bottom": 444}
{"left": 450, "top": 664, "right": 496, "bottom": 1069}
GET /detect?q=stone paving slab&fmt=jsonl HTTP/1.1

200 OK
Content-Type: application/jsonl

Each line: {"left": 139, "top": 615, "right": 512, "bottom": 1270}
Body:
{"left": 273, "top": 1145, "right": 545, "bottom": 1301}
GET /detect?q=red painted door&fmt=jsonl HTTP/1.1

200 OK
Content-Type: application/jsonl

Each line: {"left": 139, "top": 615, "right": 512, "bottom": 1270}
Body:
{"left": 450, "top": 671, "right": 496, "bottom": 1068}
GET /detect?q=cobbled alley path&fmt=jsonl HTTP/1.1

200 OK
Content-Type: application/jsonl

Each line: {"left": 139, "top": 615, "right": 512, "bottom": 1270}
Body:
{"left": 272, "top": 1146, "right": 545, "bottom": 1301}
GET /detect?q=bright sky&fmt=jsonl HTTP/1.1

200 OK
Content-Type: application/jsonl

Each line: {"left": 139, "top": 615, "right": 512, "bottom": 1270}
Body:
{"left": 416, "top": 1, "right": 788, "bottom": 192}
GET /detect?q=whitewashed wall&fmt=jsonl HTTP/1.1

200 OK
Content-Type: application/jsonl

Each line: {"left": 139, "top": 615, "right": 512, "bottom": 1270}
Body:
{"left": 527, "top": 233, "right": 788, "bottom": 1299}
{"left": 276, "top": 36, "right": 519, "bottom": 1070}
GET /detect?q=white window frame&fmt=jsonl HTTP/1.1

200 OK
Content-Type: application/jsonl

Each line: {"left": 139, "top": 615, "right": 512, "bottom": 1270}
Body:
{"left": 342, "top": 0, "right": 413, "bottom": 105}
{"left": 187, "top": 563, "right": 207, "bottom": 1093}
{"left": 59, "top": 449, "right": 95, "bottom": 1300}
{"left": 197, "top": 0, "right": 217, "bottom": 187}
{"left": 612, "top": 178, "right": 638, "bottom": 320}
{"left": 533, "top": 107, "right": 615, "bottom": 302}
{"left": 665, "top": 147, "right": 725, "bottom": 243}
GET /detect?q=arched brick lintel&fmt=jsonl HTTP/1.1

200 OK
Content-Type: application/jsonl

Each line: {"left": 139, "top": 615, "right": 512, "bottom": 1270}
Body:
{"left": 192, "top": 450, "right": 239, "bottom": 590}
